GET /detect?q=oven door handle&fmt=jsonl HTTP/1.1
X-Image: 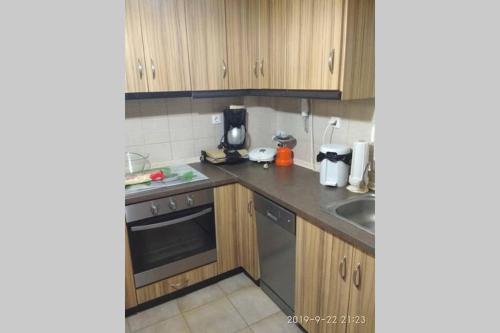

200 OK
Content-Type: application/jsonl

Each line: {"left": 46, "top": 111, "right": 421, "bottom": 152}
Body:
{"left": 130, "top": 207, "right": 213, "bottom": 232}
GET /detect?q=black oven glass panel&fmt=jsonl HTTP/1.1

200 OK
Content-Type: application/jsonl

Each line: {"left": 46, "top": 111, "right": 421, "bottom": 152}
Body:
{"left": 127, "top": 203, "right": 216, "bottom": 274}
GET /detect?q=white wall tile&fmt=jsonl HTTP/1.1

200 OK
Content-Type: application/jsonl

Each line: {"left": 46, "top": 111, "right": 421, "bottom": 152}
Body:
{"left": 143, "top": 129, "right": 170, "bottom": 144}
{"left": 171, "top": 140, "right": 195, "bottom": 160}
{"left": 124, "top": 96, "right": 371, "bottom": 169}
{"left": 144, "top": 142, "right": 172, "bottom": 164}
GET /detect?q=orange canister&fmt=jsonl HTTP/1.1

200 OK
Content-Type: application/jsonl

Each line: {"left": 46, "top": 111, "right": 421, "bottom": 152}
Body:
{"left": 275, "top": 147, "right": 294, "bottom": 167}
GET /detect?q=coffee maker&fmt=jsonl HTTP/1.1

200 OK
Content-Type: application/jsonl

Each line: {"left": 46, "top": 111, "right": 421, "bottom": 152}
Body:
{"left": 220, "top": 108, "right": 246, "bottom": 149}
{"left": 217, "top": 107, "right": 247, "bottom": 163}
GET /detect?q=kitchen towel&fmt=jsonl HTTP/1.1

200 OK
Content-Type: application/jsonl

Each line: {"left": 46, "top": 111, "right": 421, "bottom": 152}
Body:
{"left": 349, "top": 140, "right": 370, "bottom": 186}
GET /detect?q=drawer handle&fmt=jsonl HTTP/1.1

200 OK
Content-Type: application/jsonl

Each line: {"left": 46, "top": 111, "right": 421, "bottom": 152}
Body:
{"left": 260, "top": 59, "right": 264, "bottom": 76}
{"left": 254, "top": 61, "right": 259, "bottom": 78}
{"left": 170, "top": 279, "right": 189, "bottom": 290}
{"left": 339, "top": 255, "right": 347, "bottom": 280}
{"left": 353, "top": 263, "right": 361, "bottom": 288}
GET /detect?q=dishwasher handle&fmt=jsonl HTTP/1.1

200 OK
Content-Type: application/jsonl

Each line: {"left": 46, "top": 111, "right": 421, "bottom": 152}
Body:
{"left": 266, "top": 211, "right": 278, "bottom": 222}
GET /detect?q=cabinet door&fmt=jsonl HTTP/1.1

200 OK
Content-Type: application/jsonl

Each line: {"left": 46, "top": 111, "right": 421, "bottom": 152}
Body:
{"left": 286, "top": 0, "right": 344, "bottom": 90}
{"left": 225, "top": 0, "right": 259, "bottom": 89}
{"left": 125, "top": 226, "right": 138, "bottom": 309}
{"left": 295, "top": 217, "right": 325, "bottom": 333}
{"left": 235, "top": 184, "right": 260, "bottom": 279}
{"left": 321, "top": 232, "right": 354, "bottom": 333}
{"left": 346, "top": 248, "right": 375, "bottom": 333}
{"left": 139, "top": 0, "right": 191, "bottom": 92}
{"left": 214, "top": 185, "right": 238, "bottom": 273}
{"left": 125, "top": 0, "right": 148, "bottom": 93}
{"left": 258, "top": 0, "right": 287, "bottom": 89}
{"left": 185, "top": 0, "right": 228, "bottom": 90}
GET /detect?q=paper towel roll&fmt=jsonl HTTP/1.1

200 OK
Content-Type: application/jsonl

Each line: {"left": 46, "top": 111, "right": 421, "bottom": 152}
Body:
{"left": 349, "top": 140, "right": 370, "bottom": 186}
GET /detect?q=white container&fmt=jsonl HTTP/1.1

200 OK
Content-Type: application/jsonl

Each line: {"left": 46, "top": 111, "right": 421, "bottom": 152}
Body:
{"left": 319, "top": 144, "right": 351, "bottom": 187}
{"left": 349, "top": 140, "right": 370, "bottom": 186}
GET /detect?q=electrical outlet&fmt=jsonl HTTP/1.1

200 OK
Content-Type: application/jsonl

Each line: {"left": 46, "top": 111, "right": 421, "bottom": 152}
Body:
{"left": 329, "top": 117, "right": 341, "bottom": 128}
{"left": 211, "top": 114, "right": 222, "bottom": 124}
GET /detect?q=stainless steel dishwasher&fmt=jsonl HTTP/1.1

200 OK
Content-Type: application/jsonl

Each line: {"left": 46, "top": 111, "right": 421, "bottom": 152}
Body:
{"left": 254, "top": 193, "right": 296, "bottom": 316}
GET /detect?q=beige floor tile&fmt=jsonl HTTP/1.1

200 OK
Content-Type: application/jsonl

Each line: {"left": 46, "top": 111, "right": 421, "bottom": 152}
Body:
{"left": 136, "top": 315, "right": 190, "bottom": 333}
{"left": 178, "top": 284, "right": 225, "bottom": 312}
{"left": 183, "top": 297, "right": 247, "bottom": 333}
{"left": 236, "top": 328, "right": 253, "bottom": 333}
{"left": 228, "top": 286, "right": 280, "bottom": 325}
{"left": 127, "top": 300, "right": 180, "bottom": 332}
{"left": 125, "top": 319, "right": 131, "bottom": 333}
{"left": 217, "top": 273, "right": 254, "bottom": 295}
{"left": 250, "top": 312, "right": 302, "bottom": 333}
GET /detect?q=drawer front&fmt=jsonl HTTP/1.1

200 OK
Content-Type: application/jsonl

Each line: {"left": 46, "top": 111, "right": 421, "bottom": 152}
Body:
{"left": 136, "top": 262, "right": 218, "bottom": 304}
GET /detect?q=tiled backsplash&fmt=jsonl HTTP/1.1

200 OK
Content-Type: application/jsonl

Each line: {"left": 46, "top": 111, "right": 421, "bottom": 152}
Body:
{"left": 125, "top": 97, "right": 243, "bottom": 166}
{"left": 244, "top": 96, "right": 375, "bottom": 170}
{"left": 125, "top": 96, "right": 374, "bottom": 170}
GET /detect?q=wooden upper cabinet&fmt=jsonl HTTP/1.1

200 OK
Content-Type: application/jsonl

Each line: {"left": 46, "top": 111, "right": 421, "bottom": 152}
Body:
{"left": 125, "top": 0, "right": 148, "bottom": 93}
{"left": 285, "top": 0, "right": 344, "bottom": 90}
{"left": 347, "top": 248, "right": 375, "bottom": 333}
{"left": 258, "top": 0, "right": 287, "bottom": 89}
{"left": 185, "top": 0, "right": 228, "bottom": 90}
{"left": 340, "top": 0, "right": 375, "bottom": 100}
{"left": 139, "top": 0, "right": 191, "bottom": 92}
{"left": 225, "top": 0, "right": 259, "bottom": 89}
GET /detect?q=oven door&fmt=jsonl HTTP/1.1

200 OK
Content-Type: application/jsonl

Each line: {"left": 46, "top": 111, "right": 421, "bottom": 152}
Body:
{"left": 127, "top": 203, "right": 216, "bottom": 288}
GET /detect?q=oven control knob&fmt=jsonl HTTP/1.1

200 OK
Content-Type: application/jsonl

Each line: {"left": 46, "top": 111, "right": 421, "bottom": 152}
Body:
{"left": 150, "top": 203, "right": 159, "bottom": 216}
{"left": 168, "top": 198, "right": 177, "bottom": 210}
{"left": 186, "top": 195, "right": 194, "bottom": 207}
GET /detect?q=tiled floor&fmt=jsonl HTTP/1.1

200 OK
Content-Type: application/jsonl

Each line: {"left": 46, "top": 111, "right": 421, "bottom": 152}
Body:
{"left": 126, "top": 273, "right": 302, "bottom": 333}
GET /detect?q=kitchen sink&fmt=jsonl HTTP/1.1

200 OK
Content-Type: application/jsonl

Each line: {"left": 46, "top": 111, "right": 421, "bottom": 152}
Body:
{"left": 323, "top": 193, "right": 375, "bottom": 234}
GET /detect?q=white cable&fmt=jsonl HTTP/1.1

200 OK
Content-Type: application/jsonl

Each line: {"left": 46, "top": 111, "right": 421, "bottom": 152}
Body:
{"left": 322, "top": 124, "right": 331, "bottom": 145}
{"left": 309, "top": 101, "right": 315, "bottom": 170}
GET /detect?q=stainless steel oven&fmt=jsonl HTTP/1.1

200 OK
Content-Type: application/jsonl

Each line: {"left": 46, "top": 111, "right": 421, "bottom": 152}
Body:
{"left": 125, "top": 188, "right": 216, "bottom": 288}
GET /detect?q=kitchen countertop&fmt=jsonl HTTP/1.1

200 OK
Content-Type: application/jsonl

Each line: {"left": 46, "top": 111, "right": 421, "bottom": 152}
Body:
{"left": 125, "top": 161, "right": 374, "bottom": 256}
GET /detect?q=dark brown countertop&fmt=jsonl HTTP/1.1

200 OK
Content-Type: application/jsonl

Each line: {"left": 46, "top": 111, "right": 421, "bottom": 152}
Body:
{"left": 125, "top": 161, "right": 374, "bottom": 256}
{"left": 125, "top": 163, "right": 237, "bottom": 205}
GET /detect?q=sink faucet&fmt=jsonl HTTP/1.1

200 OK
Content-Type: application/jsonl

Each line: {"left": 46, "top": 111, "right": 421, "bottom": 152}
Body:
{"left": 358, "top": 162, "right": 371, "bottom": 191}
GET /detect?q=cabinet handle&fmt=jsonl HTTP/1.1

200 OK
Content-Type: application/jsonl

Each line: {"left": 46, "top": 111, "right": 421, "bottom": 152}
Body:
{"left": 353, "top": 263, "right": 361, "bottom": 288}
{"left": 339, "top": 255, "right": 347, "bottom": 280}
{"left": 260, "top": 59, "right": 264, "bottom": 76}
{"left": 222, "top": 60, "right": 227, "bottom": 78}
{"left": 249, "top": 200, "right": 254, "bottom": 217}
{"left": 328, "top": 49, "right": 335, "bottom": 74}
{"left": 137, "top": 58, "right": 143, "bottom": 79}
{"left": 151, "top": 59, "right": 156, "bottom": 80}
{"left": 170, "top": 278, "right": 188, "bottom": 290}
{"left": 254, "top": 61, "right": 259, "bottom": 78}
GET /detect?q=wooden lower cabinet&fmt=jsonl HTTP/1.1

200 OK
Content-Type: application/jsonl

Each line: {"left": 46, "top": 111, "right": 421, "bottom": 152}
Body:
{"left": 346, "top": 248, "right": 375, "bottom": 333}
{"left": 135, "top": 262, "right": 218, "bottom": 304}
{"left": 235, "top": 184, "right": 260, "bottom": 279}
{"left": 295, "top": 216, "right": 325, "bottom": 333}
{"left": 125, "top": 226, "right": 138, "bottom": 309}
{"left": 295, "top": 217, "right": 374, "bottom": 333}
{"left": 214, "top": 184, "right": 239, "bottom": 274}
